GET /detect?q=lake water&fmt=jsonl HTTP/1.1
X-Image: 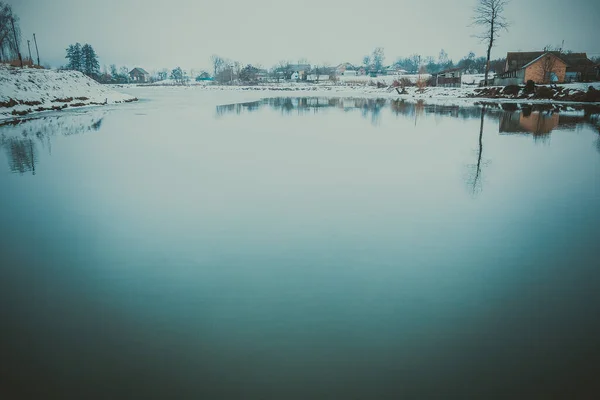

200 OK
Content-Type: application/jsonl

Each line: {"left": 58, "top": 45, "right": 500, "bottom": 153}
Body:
{"left": 1, "top": 90, "right": 600, "bottom": 399}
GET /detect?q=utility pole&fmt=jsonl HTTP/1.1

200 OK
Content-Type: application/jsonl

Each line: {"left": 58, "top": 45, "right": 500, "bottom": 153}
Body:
{"left": 33, "top": 33, "right": 40, "bottom": 65}
{"left": 27, "top": 40, "right": 32, "bottom": 64}
{"left": 10, "top": 17, "right": 23, "bottom": 68}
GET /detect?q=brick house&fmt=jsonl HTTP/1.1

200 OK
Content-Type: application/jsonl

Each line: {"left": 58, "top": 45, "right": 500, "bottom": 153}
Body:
{"left": 495, "top": 52, "right": 567, "bottom": 85}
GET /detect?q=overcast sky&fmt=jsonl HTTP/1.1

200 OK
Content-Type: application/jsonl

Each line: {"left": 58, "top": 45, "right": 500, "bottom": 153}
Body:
{"left": 8, "top": 0, "right": 600, "bottom": 72}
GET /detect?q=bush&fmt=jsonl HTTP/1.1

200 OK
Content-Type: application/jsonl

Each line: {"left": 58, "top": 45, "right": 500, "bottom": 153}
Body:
{"left": 502, "top": 85, "right": 520, "bottom": 96}
{"left": 524, "top": 80, "right": 535, "bottom": 94}
{"left": 584, "top": 87, "right": 600, "bottom": 102}
{"left": 535, "top": 86, "right": 555, "bottom": 99}
{"left": 399, "top": 77, "right": 413, "bottom": 88}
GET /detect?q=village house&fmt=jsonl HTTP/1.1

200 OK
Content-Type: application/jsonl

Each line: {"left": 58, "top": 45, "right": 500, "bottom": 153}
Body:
{"left": 288, "top": 64, "right": 311, "bottom": 80}
{"left": 256, "top": 69, "right": 269, "bottom": 81}
{"left": 493, "top": 51, "right": 596, "bottom": 86}
{"left": 129, "top": 67, "right": 150, "bottom": 83}
{"left": 433, "top": 67, "right": 462, "bottom": 87}
{"left": 335, "top": 62, "right": 355, "bottom": 76}
{"left": 385, "top": 65, "right": 407, "bottom": 76}
{"left": 561, "top": 53, "right": 597, "bottom": 82}
{"left": 195, "top": 72, "right": 213, "bottom": 81}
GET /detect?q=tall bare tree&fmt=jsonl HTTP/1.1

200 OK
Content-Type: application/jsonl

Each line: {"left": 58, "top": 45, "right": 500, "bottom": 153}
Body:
{"left": 0, "top": 2, "right": 20, "bottom": 62}
{"left": 472, "top": 0, "right": 509, "bottom": 86}
{"left": 210, "top": 55, "right": 225, "bottom": 79}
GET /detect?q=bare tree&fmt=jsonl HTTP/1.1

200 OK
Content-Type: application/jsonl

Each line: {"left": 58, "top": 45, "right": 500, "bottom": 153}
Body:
{"left": 539, "top": 46, "right": 563, "bottom": 84}
{"left": 211, "top": 54, "right": 225, "bottom": 79}
{"left": 362, "top": 55, "right": 371, "bottom": 69}
{"left": 372, "top": 47, "right": 385, "bottom": 73}
{"left": 0, "top": 2, "right": 20, "bottom": 63}
{"left": 466, "top": 105, "right": 488, "bottom": 195}
{"left": 472, "top": 0, "right": 509, "bottom": 86}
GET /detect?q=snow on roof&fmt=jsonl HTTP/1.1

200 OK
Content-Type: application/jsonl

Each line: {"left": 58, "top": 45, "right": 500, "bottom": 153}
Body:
{"left": 521, "top": 52, "right": 567, "bottom": 69}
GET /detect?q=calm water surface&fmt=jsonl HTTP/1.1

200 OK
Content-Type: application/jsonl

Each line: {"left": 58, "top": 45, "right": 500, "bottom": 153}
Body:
{"left": 1, "top": 90, "right": 600, "bottom": 399}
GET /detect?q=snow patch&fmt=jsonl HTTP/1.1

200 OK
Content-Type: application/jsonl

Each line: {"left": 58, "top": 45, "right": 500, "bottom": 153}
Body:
{"left": 0, "top": 65, "right": 137, "bottom": 120}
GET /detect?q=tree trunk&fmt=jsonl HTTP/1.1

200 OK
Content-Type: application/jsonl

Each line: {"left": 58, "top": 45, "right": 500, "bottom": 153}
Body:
{"left": 484, "top": 20, "right": 494, "bottom": 86}
{"left": 484, "top": 44, "right": 492, "bottom": 86}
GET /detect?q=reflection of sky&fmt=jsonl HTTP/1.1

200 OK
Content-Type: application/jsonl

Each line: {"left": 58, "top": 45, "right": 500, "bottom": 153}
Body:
{"left": 1, "top": 93, "right": 600, "bottom": 399}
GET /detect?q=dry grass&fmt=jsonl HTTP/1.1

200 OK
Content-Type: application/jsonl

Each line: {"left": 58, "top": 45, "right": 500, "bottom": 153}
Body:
{"left": 1, "top": 58, "right": 45, "bottom": 69}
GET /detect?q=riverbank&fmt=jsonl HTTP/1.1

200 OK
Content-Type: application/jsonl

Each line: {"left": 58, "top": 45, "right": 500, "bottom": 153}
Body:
{"left": 116, "top": 81, "right": 600, "bottom": 106}
{"left": 0, "top": 65, "right": 137, "bottom": 120}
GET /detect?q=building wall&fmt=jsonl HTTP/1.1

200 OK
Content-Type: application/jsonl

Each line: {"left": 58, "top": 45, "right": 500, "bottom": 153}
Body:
{"left": 519, "top": 112, "right": 559, "bottom": 134}
{"left": 524, "top": 54, "right": 567, "bottom": 83}
{"left": 494, "top": 77, "right": 521, "bottom": 86}
{"left": 493, "top": 69, "right": 524, "bottom": 86}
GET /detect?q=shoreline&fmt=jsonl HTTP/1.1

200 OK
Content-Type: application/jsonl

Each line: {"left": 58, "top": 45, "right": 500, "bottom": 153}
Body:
{"left": 2, "top": 74, "right": 600, "bottom": 123}
{"left": 0, "top": 66, "right": 138, "bottom": 121}
{"left": 119, "top": 82, "right": 600, "bottom": 105}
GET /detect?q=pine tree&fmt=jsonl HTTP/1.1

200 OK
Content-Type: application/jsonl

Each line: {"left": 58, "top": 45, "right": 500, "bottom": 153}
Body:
{"left": 81, "top": 43, "right": 99, "bottom": 76}
{"left": 65, "top": 43, "right": 82, "bottom": 71}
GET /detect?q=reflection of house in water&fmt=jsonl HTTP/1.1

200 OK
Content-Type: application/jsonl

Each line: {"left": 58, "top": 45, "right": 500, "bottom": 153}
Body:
{"left": 0, "top": 111, "right": 105, "bottom": 175}
{"left": 499, "top": 106, "right": 600, "bottom": 140}
{"left": 500, "top": 110, "right": 559, "bottom": 141}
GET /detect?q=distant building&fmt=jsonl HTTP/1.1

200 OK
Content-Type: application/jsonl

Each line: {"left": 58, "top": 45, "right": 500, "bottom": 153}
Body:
{"left": 196, "top": 72, "right": 213, "bottom": 81}
{"left": 385, "top": 65, "right": 407, "bottom": 76}
{"left": 256, "top": 69, "right": 269, "bottom": 81}
{"left": 335, "top": 62, "right": 355, "bottom": 75}
{"left": 288, "top": 64, "right": 311, "bottom": 80}
{"left": 495, "top": 52, "right": 568, "bottom": 85}
{"left": 433, "top": 67, "right": 462, "bottom": 87}
{"left": 129, "top": 67, "right": 150, "bottom": 83}
{"left": 560, "top": 53, "right": 597, "bottom": 82}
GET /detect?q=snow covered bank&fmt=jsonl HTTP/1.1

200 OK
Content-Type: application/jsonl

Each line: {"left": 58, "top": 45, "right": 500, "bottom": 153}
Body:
{"left": 137, "top": 83, "right": 598, "bottom": 107}
{"left": 468, "top": 83, "right": 600, "bottom": 103}
{"left": 0, "top": 65, "right": 137, "bottom": 120}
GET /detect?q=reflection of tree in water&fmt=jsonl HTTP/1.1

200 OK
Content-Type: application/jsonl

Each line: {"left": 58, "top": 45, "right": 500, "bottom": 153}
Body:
{"left": 2, "top": 138, "right": 36, "bottom": 174}
{"left": 216, "top": 97, "right": 388, "bottom": 123}
{"left": 215, "top": 101, "right": 262, "bottom": 117}
{"left": 0, "top": 111, "right": 105, "bottom": 175}
{"left": 465, "top": 105, "right": 490, "bottom": 196}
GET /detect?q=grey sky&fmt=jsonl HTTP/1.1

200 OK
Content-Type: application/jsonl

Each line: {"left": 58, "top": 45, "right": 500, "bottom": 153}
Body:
{"left": 8, "top": 0, "right": 600, "bottom": 72}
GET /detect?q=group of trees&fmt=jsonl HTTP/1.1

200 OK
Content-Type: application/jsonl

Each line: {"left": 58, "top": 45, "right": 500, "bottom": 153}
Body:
{"left": 362, "top": 47, "right": 385, "bottom": 73}
{"left": 65, "top": 43, "right": 100, "bottom": 76}
{"left": 210, "top": 55, "right": 247, "bottom": 84}
{"left": 1, "top": 1, "right": 41, "bottom": 67}
{"left": 391, "top": 48, "right": 508, "bottom": 76}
